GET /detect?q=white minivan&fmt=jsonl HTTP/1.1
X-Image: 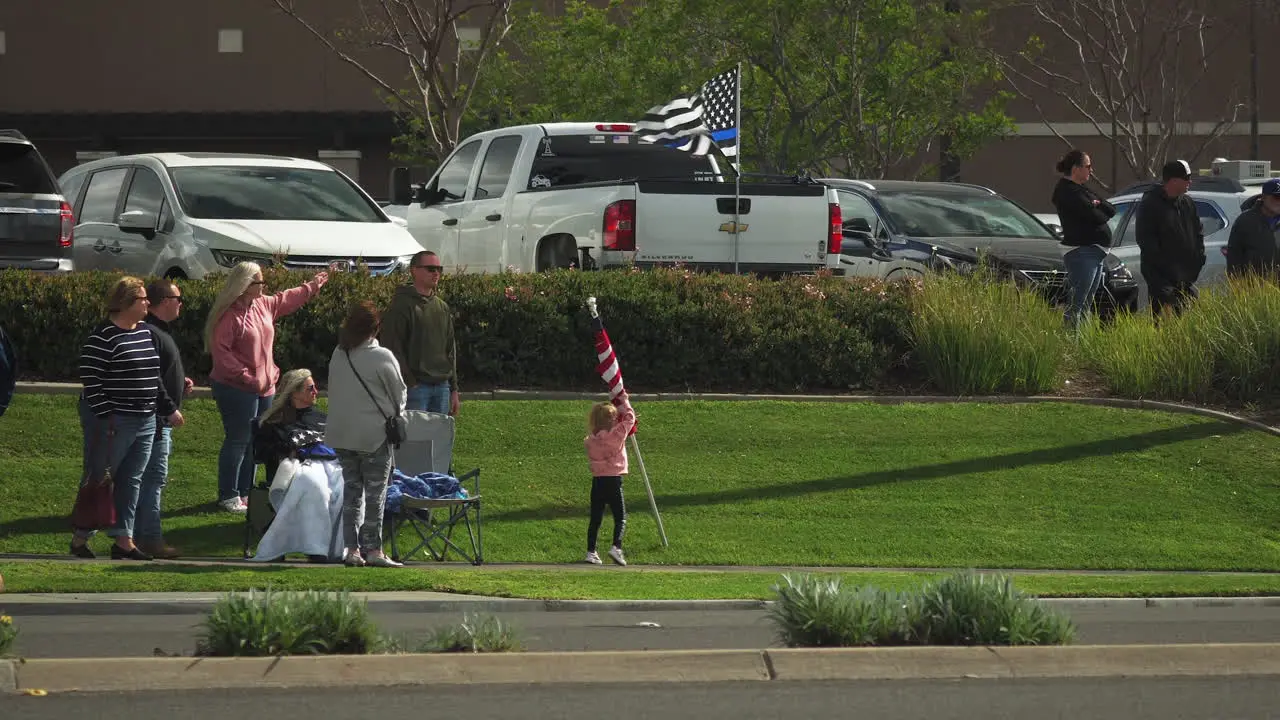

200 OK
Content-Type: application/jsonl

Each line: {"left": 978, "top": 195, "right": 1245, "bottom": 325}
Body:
{"left": 58, "top": 153, "right": 422, "bottom": 279}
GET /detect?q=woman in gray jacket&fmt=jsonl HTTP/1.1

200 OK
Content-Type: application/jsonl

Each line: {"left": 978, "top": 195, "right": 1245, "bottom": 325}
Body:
{"left": 326, "top": 300, "right": 408, "bottom": 568}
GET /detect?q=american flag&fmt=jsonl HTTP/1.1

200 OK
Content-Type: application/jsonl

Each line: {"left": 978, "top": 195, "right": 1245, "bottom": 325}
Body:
{"left": 635, "top": 67, "right": 739, "bottom": 159}
{"left": 592, "top": 314, "right": 637, "bottom": 435}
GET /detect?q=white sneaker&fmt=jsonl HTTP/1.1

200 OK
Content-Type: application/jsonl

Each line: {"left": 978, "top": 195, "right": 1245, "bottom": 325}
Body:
{"left": 219, "top": 497, "right": 246, "bottom": 513}
{"left": 585, "top": 551, "right": 603, "bottom": 565}
{"left": 608, "top": 546, "right": 627, "bottom": 566}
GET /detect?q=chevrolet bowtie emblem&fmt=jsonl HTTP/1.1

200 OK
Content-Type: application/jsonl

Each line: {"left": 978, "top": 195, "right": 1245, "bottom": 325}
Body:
{"left": 718, "top": 222, "right": 749, "bottom": 233}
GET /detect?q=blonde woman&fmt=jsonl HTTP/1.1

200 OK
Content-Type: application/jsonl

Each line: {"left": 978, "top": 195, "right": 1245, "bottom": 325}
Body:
{"left": 206, "top": 262, "right": 328, "bottom": 512}
{"left": 72, "top": 277, "right": 183, "bottom": 561}
{"left": 251, "top": 368, "right": 345, "bottom": 563}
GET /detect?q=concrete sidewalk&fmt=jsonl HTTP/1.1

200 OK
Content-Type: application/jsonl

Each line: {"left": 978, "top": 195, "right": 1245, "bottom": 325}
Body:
{"left": 4, "top": 644, "right": 1280, "bottom": 693}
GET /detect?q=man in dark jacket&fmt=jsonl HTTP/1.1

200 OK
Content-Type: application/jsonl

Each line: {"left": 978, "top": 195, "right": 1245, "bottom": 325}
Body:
{"left": 1226, "top": 178, "right": 1280, "bottom": 278}
{"left": 138, "top": 279, "right": 194, "bottom": 559}
{"left": 1135, "top": 160, "right": 1205, "bottom": 316}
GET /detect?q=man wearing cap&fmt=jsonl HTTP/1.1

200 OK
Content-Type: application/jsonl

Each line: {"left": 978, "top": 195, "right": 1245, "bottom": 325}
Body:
{"left": 1135, "top": 159, "right": 1205, "bottom": 316}
{"left": 1226, "top": 178, "right": 1280, "bottom": 278}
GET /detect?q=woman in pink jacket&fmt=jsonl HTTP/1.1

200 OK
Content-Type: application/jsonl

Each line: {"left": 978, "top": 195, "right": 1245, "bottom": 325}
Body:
{"left": 204, "top": 262, "right": 328, "bottom": 512}
{"left": 583, "top": 392, "right": 635, "bottom": 566}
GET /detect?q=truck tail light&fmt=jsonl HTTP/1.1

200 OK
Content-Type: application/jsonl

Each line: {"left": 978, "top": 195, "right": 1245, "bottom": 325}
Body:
{"left": 827, "top": 202, "right": 842, "bottom": 255}
{"left": 604, "top": 200, "right": 636, "bottom": 251}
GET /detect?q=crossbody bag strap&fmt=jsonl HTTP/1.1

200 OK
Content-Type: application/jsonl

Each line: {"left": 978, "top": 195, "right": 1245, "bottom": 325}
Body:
{"left": 344, "top": 348, "right": 390, "bottom": 421}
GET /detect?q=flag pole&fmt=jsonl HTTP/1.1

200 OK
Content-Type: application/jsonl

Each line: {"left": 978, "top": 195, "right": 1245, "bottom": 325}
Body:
{"left": 732, "top": 62, "right": 742, "bottom": 275}
{"left": 586, "top": 297, "right": 668, "bottom": 547}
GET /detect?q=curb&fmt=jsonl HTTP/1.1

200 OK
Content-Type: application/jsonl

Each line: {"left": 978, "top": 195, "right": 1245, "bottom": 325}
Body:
{"left": 2, "top": 594, "right": 1279, "bottom": 617}
{"left": 15, "top": 382, "right": 1279, "bottom": 436}
{"left": 4, "top": 644, "right": 1279, "bottom": 693}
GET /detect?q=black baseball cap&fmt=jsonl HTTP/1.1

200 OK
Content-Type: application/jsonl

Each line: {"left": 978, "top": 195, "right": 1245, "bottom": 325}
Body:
{"left": 1161, "top": 160, "right": 1192, "bottom": 181}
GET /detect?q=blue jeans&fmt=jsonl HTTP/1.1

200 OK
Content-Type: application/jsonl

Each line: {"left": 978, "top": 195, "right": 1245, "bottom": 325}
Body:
{"left": 136, "top": 425, "right": 172, "bottom": 542}
{"left": 406, "top": 381, "right": 451, "bottom": 414}
{"left": 1063, "top": 245, "right": 1107, "bottom": 325}
{"left": 211, "top": 380, "right": 272, "bottom": 502}
{"left": 76, "top": 397, "right": 156, "bottom": 540}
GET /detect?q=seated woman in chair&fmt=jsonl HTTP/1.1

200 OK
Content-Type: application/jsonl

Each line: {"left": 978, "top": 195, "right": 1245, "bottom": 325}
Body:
{"left": 250, "top": 369, "right": 345, "bottom": 563}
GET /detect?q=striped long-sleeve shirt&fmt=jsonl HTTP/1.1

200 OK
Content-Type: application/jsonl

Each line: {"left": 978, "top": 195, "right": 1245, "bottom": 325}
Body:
{"left": 80, "top": 321, "right": 176, "bottom": 418}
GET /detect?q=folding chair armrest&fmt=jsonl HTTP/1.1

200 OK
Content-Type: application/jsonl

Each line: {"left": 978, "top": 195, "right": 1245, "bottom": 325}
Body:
{"left": 457, "top": 467, "right": 480, "bottom": 496}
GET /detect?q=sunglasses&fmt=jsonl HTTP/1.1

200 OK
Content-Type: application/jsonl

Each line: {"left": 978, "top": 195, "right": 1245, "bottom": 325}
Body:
{"left": 248, "top": 280, "right": 266, "bottom": 286}
{"left": 414, "top": 265, "right": 444, "bottom": 273}
{"left": 159, "top": 295, "right": 184, "bottom": 304}
{"left": 301, "top": 384, "right": 318, "bottom": 393}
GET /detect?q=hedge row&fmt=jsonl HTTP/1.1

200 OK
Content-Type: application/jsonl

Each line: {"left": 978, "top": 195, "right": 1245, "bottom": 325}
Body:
{"left": 0, "top": 267, "right": 916, "bottom": 393}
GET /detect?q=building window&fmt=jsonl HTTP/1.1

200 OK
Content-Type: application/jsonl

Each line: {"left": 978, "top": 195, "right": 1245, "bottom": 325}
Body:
{"left": 455, "top": 27, "right": 481, "bottom": 52}
{"left": 218, "top": 28, "right": 243, "bottom": 54}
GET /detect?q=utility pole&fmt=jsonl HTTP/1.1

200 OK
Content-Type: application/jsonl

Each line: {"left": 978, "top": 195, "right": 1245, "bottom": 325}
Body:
{"left": 1250, "top": 0, "right": 1260, "bottom": 158}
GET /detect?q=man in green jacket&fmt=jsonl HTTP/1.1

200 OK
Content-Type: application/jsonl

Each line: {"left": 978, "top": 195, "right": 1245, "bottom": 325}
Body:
{"left": 381, "top": 250, "right": 460, "bottom": 416}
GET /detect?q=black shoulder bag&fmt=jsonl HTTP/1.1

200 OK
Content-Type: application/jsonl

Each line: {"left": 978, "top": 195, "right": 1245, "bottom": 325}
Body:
{"left": 344, "top": 349, "right": 407, "bottom": 448}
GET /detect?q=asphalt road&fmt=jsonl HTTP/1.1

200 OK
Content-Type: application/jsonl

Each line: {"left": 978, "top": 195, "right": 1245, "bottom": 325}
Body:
{"left": 3, "top": 678, "right": 1279, "bottom": 719}
{"left": 8, "top": 603, "right": 1280, "bottom": 658}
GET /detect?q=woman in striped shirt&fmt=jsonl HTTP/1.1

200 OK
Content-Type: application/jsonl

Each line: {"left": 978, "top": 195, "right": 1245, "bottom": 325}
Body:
{"left": 71, "top": 277, "right": 184, "bottom": 561}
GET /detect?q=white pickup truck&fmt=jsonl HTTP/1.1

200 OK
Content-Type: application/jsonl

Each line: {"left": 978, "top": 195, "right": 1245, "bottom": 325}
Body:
{"left": 386, "top": 122, "right": 843, "bottom": 274}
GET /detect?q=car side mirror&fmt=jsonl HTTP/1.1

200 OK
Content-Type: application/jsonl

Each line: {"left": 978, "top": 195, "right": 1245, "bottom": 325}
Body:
{"left": 389, "top": 167, "right": 412, "bottom": 206}
{"left": 118, "top": 210, "right": 158, "bottom": 238}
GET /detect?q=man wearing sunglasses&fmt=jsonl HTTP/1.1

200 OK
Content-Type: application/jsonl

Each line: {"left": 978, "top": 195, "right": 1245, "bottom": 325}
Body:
{"left": 137, "top": 279, "right": 196, "bottom": 559}
{"left": 381, "top": 250, "right": 460, "bottom": 416}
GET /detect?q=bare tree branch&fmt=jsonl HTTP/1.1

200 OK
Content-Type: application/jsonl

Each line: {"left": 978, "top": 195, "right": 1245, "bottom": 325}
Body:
{"left": 998, "top": 0, "right": 1238, "bottom": 189}
{"left": 270, "top": 0, "right": 513, "bottom": 162}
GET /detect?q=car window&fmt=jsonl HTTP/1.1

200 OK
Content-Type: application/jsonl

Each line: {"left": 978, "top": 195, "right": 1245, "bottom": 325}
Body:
{"left": 877, "top": 189, "right": 1054, "bottom": 240}
{"left": 0, "top": 142, "right": 58, "bottom": 194}
{"left": 837, "top": 191, "right": 883, "bottom": 238}
{"left": 473, "top": 136, "right": 522, "bottom": 200}
{"left": 1194, "top": 200, "right": 1227, "bottom": 235}
{"left": 122, "top": 169, "right": 166, "bottom": 228}
{"left": 170, "top": 166, "right": 383, "bottom": 222}
{"left": 526, "top": 134, "right": 714, "bottom": 189}
{"left": 60, "top": 172, "right": 88, "bottom": 208}
{"left": 1106, "top": 201, "right": 1133, "bottom": 236}
{"left": 435, "top": 141, "right": 481, "bottom": 202}
{"left": 79, "top": 168, "right": 129, "bottom": 223}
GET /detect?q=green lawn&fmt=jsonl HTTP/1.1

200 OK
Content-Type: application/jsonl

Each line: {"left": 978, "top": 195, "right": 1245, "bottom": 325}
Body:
{"left": 2, "top": 395, "right": 1279, "bottom": 574}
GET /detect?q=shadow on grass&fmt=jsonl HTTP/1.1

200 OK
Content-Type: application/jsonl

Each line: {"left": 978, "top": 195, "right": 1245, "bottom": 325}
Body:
{"left": 488, "top": 420, "right": 1248, "bottom": 522}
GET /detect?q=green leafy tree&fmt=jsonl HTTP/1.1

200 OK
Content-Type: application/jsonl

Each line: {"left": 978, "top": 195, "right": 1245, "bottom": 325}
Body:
{"left": 471, "top": 0, "right": 1012, "bottom": 178}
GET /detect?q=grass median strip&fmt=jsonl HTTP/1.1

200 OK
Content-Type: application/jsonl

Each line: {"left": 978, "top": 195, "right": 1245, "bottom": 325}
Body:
{"left": 3, "top": 396, "right": 1278, "bottom": 573}
{"left": 4, "top": 561, "right": 1280, "bottom": 598}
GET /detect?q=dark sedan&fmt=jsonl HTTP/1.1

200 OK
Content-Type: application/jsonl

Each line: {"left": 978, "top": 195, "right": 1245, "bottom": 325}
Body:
{"left": 824, "top": 178, "right": 1139, "bottom": 315}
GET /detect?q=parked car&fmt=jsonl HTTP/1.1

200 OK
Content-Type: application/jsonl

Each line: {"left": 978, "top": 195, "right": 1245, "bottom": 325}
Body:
{"left": 1033, "top": 213, "right": 1063, "bottom": 238}
{"left": 825, "top": 179, "right": 1140, "bottom": 315}
{"left": 1104, "top": 185, "right": 1252, "bottom": 308}
{"left": 57, "top": 153, "right": 423, "bottom": 279}
{"left": 0, "top": 130, "right": 74, "bottom": 273}
{"left": 386, "top": 122, "right": 842, "bottom": 275}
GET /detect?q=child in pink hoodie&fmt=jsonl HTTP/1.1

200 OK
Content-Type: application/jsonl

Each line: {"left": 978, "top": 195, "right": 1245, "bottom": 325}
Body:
{"left": 583, "top": 392, "right": 635, "bottom": 566}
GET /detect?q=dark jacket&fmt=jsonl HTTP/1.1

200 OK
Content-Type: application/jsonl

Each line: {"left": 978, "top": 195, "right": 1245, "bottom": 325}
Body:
{"left": 1051, "top": 177, "right": 1116, "bottom": 247}
{"left": 1225, "top": 206, "right": 1279, "bottom": 277}
{"left": 1135, "top": 188, "right": 1205, "bottom": 286}
{"left": 145, "top": 314, "right": 185, "bottom": 421}
{"left": 380, "top": 285, "right": 458, "bottom": 390}
{"left": 254, "top": 405, "right": 328, "bottom": 484}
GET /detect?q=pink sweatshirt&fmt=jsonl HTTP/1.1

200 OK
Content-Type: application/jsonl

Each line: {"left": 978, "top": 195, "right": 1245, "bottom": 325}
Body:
{"left": 584, "top": 401, "right": 636, "bottom": 477}
{"left": 209, "top": 279, "right": 320, "bottom": 396}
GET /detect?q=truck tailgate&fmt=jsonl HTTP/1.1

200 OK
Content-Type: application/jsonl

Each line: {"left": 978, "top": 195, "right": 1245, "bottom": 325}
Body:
{"left": 633, "top": 180, "right": 831, "bottom": 271}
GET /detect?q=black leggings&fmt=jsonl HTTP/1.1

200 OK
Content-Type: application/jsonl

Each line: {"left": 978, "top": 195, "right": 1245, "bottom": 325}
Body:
{"left": 587, "top": 476, "right": 626, "bottom": 552}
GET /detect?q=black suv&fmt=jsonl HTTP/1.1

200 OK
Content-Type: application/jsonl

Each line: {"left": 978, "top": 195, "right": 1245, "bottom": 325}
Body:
{"left": 0, "top": 130, "right": 73, "bottom": 272}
